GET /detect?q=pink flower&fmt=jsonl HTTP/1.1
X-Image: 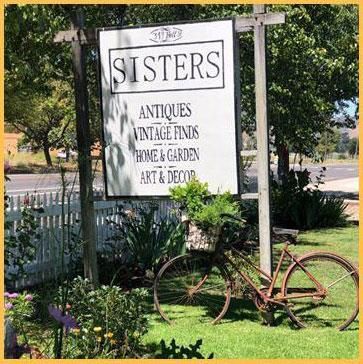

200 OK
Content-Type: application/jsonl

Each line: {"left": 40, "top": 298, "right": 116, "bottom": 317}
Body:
{"left": 7, "top": 293, "right": 19, "bottom": 299}
{"left": 5, "top": 303, "right": 13, "bottom": 310}
{"left": 25, "top": 294, "right": 33, "bottom": 301}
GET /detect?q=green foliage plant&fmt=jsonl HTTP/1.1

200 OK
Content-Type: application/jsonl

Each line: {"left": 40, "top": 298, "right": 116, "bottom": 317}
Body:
{"left": 107, "top": 203, "right": 185, "bottom": 274}
{"left": 63, "top": 277, "right": 149, "bottom": 358}
{"left": 271, "top": 168, "right": 348, "bottom": 230}
{"left": 169, "top": 177, "right": 210, "bottom": 221}
{"left": 5, "top": 292, "right": 36, "bottom": 354}
{"left": 170, "top": 177, "right": 241, "bottom": 230}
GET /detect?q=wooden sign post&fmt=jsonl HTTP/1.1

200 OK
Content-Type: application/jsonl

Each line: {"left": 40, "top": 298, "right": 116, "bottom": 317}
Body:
{"left": 254, "top": 4, "right": 273, "bottom": 278}
{"left": 236, "top": 5, "right": 285, "bottom": 278}
{"left": 56, "top": 9, "right": 99, "bottom": 286}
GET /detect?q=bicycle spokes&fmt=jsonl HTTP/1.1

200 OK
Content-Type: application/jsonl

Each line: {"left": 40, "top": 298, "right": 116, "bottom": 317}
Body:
{"left": 154, "top": 254, "right": 231, "bottom": 324}
{"left": 282, "top": 254, "right": 358, "bottom": 330}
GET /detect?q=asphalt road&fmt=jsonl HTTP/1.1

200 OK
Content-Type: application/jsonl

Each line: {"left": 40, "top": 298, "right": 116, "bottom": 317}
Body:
{"left": 6, "top": 172, "right": 104, "bottom": 196}
{"left": 5, "top": 162, "right": 358, "bottom": 196}
{"left": 249, "top": 163, "right": 358, "bottom": 182}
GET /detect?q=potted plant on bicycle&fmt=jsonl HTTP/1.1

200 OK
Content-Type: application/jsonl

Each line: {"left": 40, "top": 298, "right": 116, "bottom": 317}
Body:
{"left": 170, "top": 177, "right": 243, "bottom": 253}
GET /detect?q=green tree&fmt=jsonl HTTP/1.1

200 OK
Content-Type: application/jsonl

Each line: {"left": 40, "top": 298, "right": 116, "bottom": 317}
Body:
{"left": 348, "top": 137, "right": 358, "bottom": 158}
{"left": 5, "top": 80, "right": 74, "bottom": 166}
{"left": 6, "top": 4, "right": 358, "bottom": 173}
{"left": 335, "top": 130, "right": 350, "bottom": 153}
{"left": 314, "top": 127, "right": 340, "bottom": 161}
{"left": 257, "top": 5, "right": 357, "bottom": 176}
{"left": 5, "top": 5, "right": 128, "bottom": 153}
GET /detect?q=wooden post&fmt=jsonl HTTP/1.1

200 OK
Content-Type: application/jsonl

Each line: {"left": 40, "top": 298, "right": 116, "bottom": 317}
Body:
{"left": 254, "top": 4, "right": 272, "bottom": 278}
{"left": 70, "top": 9, "right": 99, "bottom": 286}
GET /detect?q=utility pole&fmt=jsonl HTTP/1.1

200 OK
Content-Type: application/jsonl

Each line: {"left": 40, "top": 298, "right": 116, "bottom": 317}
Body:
{"left": 69, "top": 9, "right": 99, "bottom": 286}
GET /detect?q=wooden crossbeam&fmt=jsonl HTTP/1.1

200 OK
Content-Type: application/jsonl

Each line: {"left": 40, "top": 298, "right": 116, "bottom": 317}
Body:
{"left": 235, "top": 12, "right": 285, "bottom": 33}
{"left": 53, "top": 13, "right": 286, "bottom": 45}
{"left": 54, "top": 29, "right": 96, "bottom": 44}
{"left": 241, "top": 193, "right": 259, "bottom": 200}
{"left": 240, "top": 150, "right": 257, "bottom": 157}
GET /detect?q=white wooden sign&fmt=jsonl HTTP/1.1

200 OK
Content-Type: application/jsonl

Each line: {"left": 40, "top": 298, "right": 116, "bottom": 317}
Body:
{"left": 99, "top": 19, "right": 240, "bottom": 197}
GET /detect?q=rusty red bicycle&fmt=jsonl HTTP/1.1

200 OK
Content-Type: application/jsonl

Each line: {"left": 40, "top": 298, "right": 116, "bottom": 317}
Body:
{"left": 154, "top": 216, "right": 358, "bottom": 330}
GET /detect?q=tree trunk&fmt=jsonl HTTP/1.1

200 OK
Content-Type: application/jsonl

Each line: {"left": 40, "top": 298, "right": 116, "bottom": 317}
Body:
{"left": 276, "top": 143, "right": 289, "bottom": 181}
{"left": 65, "top": 147, "right": 70, "bottom": 162}
{"left": 43, "top": 144, "right": 53, "bottom": 167}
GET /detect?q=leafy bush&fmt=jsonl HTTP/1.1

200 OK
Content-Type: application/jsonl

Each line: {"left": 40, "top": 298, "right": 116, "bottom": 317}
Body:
{"left": 272, "top": 168, "right": 348, "bottom": 230}
{"left": 169, "top": 177, "right": 210, "bottom": 219}
{"left": 170, "top": 177, "right": 241, "bottom": 230}
{"left": 107, "top": 203, "right": 185, "bottom": 274}
{"left": 5, "top": 291, "right": 36, "bottom": 357}
{"left": 192, "top": 192, "right": 240, "bottom": 229}
{"left": 63, "top": 277, "right": 149, "bottom": 358}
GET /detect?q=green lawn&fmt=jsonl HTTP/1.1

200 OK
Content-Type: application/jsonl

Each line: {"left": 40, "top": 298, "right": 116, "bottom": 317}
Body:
{"left": 144, "top": 226, "right": 359, "bottom": 359}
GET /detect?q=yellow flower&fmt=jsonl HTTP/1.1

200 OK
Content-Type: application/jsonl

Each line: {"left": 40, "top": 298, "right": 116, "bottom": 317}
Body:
{"left": 110, "top": 339, "right": 117, "bottom": 345}
{"left": 105, "top": 332, "right": 114, "bottom": 338}
{"left": 96, "top": 336, "right": 102, "bottom": 342}
{"left": 72, "top": 328, "right": 80, "bottom": 335}
{"left": 93, "top": 327, "right": 102, "bottom": 333}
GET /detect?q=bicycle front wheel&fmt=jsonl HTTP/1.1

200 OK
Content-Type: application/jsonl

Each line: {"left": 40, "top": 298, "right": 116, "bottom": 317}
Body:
{"left": 154, "top": 253, "right": 231, "bottom": 324}
{"left": 281, "top": 252, "right": 358, "bottom": 330}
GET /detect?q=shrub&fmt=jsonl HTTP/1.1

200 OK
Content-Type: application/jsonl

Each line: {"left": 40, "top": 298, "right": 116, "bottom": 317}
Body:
{"left": 170, "top": 177, "right": 242, "bottom": 230}
{"left": 5, "top": 291, "right": 36, "bottom": 357}
{"left": 63, "top": 277, "right": 149, "bottom": 358}
{"left": 271, "top": 168, "right": 348, "bottom": 230}
{"left": 169, "top": 177, "right": 210, "bottom": 219}
{"left": 107, "top": 203, "right": 185, "bottom": 274}
{"left": 192, "top": 192, "right": 240, "bottom": 229}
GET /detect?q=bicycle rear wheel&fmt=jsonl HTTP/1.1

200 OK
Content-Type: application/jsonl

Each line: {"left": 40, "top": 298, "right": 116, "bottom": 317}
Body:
{"left": 154, "top": 253, "right": 231, "bottom": 324}
{"left": 281, "top": 252, "right": 358, "bottom": 330}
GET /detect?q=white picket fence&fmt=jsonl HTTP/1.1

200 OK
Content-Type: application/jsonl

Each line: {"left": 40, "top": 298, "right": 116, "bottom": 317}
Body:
{"left": 5, "top": 191, "right": 176, "bottom": 288}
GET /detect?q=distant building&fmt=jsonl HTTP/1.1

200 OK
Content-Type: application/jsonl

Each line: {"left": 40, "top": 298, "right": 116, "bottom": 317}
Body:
{"left": 4, "top": 133, "right": 23, "bottom": 156}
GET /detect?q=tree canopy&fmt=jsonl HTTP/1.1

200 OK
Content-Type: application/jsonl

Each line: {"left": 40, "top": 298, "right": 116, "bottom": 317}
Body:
{"left": 5, "top": 80, "right": 74, "bottom": 166}
{"left": 5, "top": 4, "right": 358, "bottom": 173}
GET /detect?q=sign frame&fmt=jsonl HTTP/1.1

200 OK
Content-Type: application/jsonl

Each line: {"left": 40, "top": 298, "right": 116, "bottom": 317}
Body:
{"left": 97, "top": 18, "right": 242, "bottom": 200}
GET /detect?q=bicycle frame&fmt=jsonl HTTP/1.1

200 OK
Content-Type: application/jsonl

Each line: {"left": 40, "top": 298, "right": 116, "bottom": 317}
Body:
{"left": 221, "top": 243, "right": 326, "bottom": 307}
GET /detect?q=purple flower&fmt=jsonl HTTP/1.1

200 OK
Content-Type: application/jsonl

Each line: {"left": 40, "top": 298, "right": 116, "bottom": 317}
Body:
{"left": 4, "top": 292, "right": 10, "bottom": 298}
{"left": 25, "top": 294, "right": 33, "bottom": 302}
{"left": 7, "top": 293, "right": 19, "bottom": 299}
{"left": 48, "top": 305, "right": 78, "bottom": 334}
{"left": 5, "top": 303, "right": 13, "bottom": 310}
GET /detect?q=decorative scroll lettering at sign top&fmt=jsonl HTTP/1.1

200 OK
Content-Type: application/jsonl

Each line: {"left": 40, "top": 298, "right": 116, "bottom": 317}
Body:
{"left": 99, "top": 20, "right": 240, "bottom": 198}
